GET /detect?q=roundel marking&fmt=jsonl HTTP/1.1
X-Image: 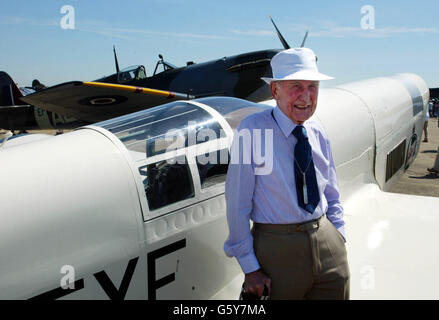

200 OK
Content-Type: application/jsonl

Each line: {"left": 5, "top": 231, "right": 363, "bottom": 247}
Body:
{"left": 89, "top": 97, "right": 117, "bottom": 105}
{"left": 78, "top": 95, "right": 128, "bottom": 107}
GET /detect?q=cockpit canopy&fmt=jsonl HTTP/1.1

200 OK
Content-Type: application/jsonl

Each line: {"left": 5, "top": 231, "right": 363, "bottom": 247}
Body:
{"left": 94, "top": 97, "right": 272, "bottom": 215}
{"left": 95, "top": 97, "right": 272, "bottom": 158}
{"left": 100, "top": 101, "right": 224, "bottom": 158}
{"left": 153, "top": 55, "right": 177, "bottom": 76}
{"left": 117, "top": 65, "right": 147, "bottom": 84}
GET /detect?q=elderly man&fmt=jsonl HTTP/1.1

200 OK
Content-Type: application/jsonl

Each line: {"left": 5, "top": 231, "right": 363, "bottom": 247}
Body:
{"left": 224, "top": 48, "right": 349, "bottom": 300}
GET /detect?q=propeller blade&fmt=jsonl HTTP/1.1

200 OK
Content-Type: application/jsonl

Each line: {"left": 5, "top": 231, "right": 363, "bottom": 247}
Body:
{"left": 113, "top": 45, "right": 120, "bottom": 73}
{"left": 300, "top": 30, "right": 309, "bottom": 47}
{"left": 270, "top": 16, "right": 290, "bottom": 49}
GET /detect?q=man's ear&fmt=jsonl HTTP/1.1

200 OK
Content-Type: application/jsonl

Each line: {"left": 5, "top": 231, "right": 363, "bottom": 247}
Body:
{"left": 270, "top": 81, "right": 278, "bottom": 99}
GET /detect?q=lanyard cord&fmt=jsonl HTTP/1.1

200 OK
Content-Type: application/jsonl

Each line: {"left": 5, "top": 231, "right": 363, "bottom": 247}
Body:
{"left": 271, "top": 110, "right": 312, "bottom": 175}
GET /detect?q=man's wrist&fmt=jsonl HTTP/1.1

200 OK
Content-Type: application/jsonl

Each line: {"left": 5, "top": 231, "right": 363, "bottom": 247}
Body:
{"left": 245, "top": 268, "right": 261, "bottom": 276}
{"left": 237, "top": 253, "right": 261, "bottom": 274}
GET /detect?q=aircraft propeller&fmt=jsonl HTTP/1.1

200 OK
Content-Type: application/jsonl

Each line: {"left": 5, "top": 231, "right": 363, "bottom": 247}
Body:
{"left": 300, "top": 30, "right": 309, "bottom": 48}
{"left": 113, "top": 45, "right": 120, "bottom": 73}
{"left": 270, "top": 16, "right": 290, "bottom": 50}
{"left": 269, "top": 16, "right": 309, "bottom": 50}
{"left": 269, "top": 17, "right": 314, "bottom": 61}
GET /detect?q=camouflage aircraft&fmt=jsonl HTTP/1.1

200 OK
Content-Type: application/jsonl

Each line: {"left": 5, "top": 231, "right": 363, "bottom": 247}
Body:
{"left": 0, "top": 18, "right": 298, "bottom": 131}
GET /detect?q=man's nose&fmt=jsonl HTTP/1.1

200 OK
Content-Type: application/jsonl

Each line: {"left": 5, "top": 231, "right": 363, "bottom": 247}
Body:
{"left": 299, "top": 88, "right": 312, "bottom": 102}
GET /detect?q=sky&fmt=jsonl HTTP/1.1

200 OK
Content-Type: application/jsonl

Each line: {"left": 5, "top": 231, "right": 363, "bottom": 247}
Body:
{"left": 0, "top": 0, "right": 438, "bottom": 89}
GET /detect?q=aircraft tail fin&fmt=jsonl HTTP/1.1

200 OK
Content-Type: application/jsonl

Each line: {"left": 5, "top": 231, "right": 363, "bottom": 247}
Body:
{"left": 0, "top": 71, "right": 25, "bottom": 106}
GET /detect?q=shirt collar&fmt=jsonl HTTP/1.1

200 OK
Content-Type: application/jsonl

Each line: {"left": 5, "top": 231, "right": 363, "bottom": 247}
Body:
{"left": 273, "top": 105, "right": 299, "bottom": 138}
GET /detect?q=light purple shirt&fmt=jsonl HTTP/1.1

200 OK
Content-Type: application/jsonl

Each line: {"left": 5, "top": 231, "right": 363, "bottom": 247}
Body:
{"left": 223, "top": 106, "right": 345, "bottom": 274}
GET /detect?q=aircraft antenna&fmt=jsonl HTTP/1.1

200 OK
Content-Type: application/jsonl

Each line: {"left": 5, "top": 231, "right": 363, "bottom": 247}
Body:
{"left": 113, "top": 45, "right": 120, "bottom": 73}
{"left": 270, "top": 16, "right": 290, "bottom": 49}
{"left": 300, "top": 30, "right": 309, "bottom": 47}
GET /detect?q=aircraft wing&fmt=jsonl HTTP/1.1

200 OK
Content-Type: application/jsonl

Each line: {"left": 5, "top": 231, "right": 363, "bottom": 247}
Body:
{"left": 20, "top": 81, "right": 194, "bottom": 122}
{"left": 344, "top": 184, "right": 439, "bottom": 299}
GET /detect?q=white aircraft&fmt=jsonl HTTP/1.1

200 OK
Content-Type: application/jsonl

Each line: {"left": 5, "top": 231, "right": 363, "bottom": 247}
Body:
{"left": 0, "top": 72, "right": 437, "bottom": 299}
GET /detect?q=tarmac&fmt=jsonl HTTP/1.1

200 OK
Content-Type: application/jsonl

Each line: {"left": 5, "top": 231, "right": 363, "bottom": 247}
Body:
{"left": 1, "top": 121, "right": 438, "bottom": 198}
{"left": 388, "top": 117, "right": 439, "bottom": 198}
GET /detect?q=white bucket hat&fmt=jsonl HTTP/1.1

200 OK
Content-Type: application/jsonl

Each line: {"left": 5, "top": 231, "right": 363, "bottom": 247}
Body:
{"left": 261, "top": 47, "right": 333, "bottom": 83}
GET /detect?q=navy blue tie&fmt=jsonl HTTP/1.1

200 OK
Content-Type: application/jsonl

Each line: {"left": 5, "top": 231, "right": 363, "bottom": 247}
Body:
{"left": 292, "top": 125, "right": 320, "bottom": 214}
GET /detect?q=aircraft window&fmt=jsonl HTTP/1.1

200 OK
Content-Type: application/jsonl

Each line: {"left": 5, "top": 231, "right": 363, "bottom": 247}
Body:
{"left": 117, "top": 65, "right": 145, "bottom": 83}
{"left": 19, "top": 87, "right": 35, "bottom": 95}
{"left": 196, "top": 97, "right": 272, "bottom": 129}
{"left": 98, "top": 102, "right": 225, "bottom": 157}
{"left": 136, "top": 66, "right": 147, "bottom": 79}
{"left": 196, "top": 149, "right": 230, "bottom": 189}
{"left": 163, "top": 61, "right": 176, "bottom": 70}
{"left": 153, "top": 59, "right": 177, "bottom": 75}
{"left": 196, "top": 97, "right": 269, "bottom": 116}
{"left": 139, "top": 156, "right": 194, "bottom": 211}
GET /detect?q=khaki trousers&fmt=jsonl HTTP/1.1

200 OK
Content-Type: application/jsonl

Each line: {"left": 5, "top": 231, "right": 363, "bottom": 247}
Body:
{"left": 253, "top": 215, "right": 350, "bottom": 300}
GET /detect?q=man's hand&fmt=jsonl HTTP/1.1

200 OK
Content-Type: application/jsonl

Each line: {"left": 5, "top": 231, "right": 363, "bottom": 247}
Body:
{"left": 244, "top": 269, "right": 271, "bottom": 297}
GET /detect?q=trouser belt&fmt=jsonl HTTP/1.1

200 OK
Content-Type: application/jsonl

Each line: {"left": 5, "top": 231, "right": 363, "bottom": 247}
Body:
{"left": 254, "top": 214, "right": 325, "bottom": 233}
